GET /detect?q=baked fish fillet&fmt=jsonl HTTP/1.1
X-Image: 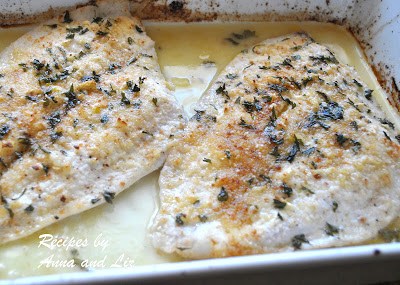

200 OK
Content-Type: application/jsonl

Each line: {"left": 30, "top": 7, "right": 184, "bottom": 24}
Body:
{"left": 0, "top": 0, "right": 185, "bottom": 244}
{"left": 150, "top": 33, "right": 400, "bottom": 258}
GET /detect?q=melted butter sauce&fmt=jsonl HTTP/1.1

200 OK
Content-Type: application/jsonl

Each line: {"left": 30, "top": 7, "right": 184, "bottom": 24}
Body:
{"left": 0, "top": 21, "right": 399, "bottom": 279}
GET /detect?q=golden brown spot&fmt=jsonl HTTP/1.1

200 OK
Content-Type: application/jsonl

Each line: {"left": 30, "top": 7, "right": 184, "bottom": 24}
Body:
{"left": 314, "top": 173, "right": 322, "bottom": 179}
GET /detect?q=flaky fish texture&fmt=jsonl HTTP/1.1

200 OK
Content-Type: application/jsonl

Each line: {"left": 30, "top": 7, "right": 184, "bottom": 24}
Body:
{"left": 150, "top": 33, "right": 400, "bottom": 259}
{"left": 0, "top": 0, "right": 185, "bottom": 244}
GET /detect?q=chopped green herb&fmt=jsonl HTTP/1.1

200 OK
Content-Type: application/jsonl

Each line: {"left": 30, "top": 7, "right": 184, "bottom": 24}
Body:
{"left": 316, "top": 91, "right": 330, "bottom": 102}
{"left": 132, "top": 99, "right": 142, "bottom": 109}
{"left": 242, "top": 99, "right": 262, "bottom": 113}
{"left": 66, "top": 26, "right": 83, "bottom": 33}
{"left": 226, "top": 73, "right": 238, "bottom": 80}
{"left": 282, "top": 183, "right": 293, "bottom": 197}
{"left": 383, "top": 131, "right": 392, "bottom": 141}
{"left": 79, "top": 28, "right": 89, "bottom": 35}
{"left": 347, "top": 98, "right": 361, "bottom": 112}
{"left": 216, "top": 83, "right": 229, "bottom": 100}
{"left": 203, "top": 158, "right": 211, "bottom": 163}
{"left": 302, "top": 147, "right": 316, "bottom": 156}
{"left": 325, "top": 222, "right": 339, "bottom": 236}
{"left": 127, "top": 57, "right": 137, "bottom": 65}
{"left": 63, "top": 11, "right": 72, "bottom": 23}
{"left": 18, "top": 136, "right": 32, "bottom": 146}
{"left": 191, "top": 110, "right": 205, "bottom": 122}
{"left": 198, "top": 214, "right": 208, "bottom": 222}
{"left": 302, "top": 76, "right": 313, "bottom": 87}
{"left": 32, "top": 59, "right": 45, "bottom": 70}
{"left": 81, "top": 71, "right": 100, "bottom": 83}
{"left": 281, "top": 58, "right": 293, "bottom": 68}
{"left": 305, "top": 101, "right": 344, "bottom": 129}
{"left": 175, "top": 213, "right": 186, "bottom": 225}
{"left": 105, "top": 20, "right": 112, "bottom": 29}
{"left": 289, "top": 77, "right": 301, "bottom": 90}
{"left": 379, "top": 118, "right": 395, "bottom": 130}
{"left": 100, "top": 114, "right": 109, "bottom": 124}
{"left": 353, "top": 79, "right": 362, "bottom": 87}
{"left": 64, "top": 84, "right": 79, "bottom": 109}
{"left": 152, "top": 97, "right": 158, "bottom": 106}
{"left": 141, "top": 131, "right": 153, "bottom": 136}
{"left": 269, "top": 146, "right": 280, "bottom": 158}
{"left": 259, "top": 174, "right": 271, "bottom": 183}
{"left": 263, "top": 95, "right": 272, "bottom": 102}
{"left": 352, "top": 140, "right": 361, "bottom": 153}
{"left": 138, "top": 77, "right": 146, "bottom": 85}
{"left": 96, "top": 31, "right": 108, "bottom": 37}
{"left": 42, "top": 163, "right": 49, "bottom": 175}
{"left": 279, "top": 94, "right": 296, "bottom": 109}
{"left": 224, "top": 150, "right": 231, "bottom": 159}
{"left": 247, "top": 178, "right": 255, "bottom": 186}
{"left": 364, "top": 89, "right": 373, "bottom": 100}
{"left": 301, "top": 186, "right": 315, "bottom": 195}
{"left": 108, "top": 63, "right": 121, "bottom": 73}
{"left": 350, "top": 121, "right": 358, "bottom": 130}
{"left": 50, "top": 131, "right": 62, "bottom": 143}
{"left": 270, "top": 107, "right": 277, "bottom": 122}
{"left": 46, "top": 24, "right": 58, "bottom": 29}
{"left": 291, "top": 54, "right": 301, "bottom": 60}
{"left": 18, "top": 63, "right": 28, "bottom": 72}
{"left": 332, "top": 201, "right": 338, "bottom": 212}
{"left": 24, "top": 204, "right": 34, "bottom": 213}
{"left": 120, "top": 92, "right": 130, "bottom": 106}
{"left": 292, "top": 234, "right": 309, "bottom": 249}
{"left": 47, "top": 111, "right": 61, "bottom": 129}
{"left": 92, "top": 17, "right": 103, "bottom": 24}
{"left": 239, "top": 118, "right": 255, "bottom": 129}
{"left": 335, "top": 133, "right": 348, "bottom": 146}
{"left": 128, "top": 37, "right": 133, "bottom": 45}
{"left": 273, "top": 199, "right": 286, "bottom": 209}
{"left": 286, "top": 135, "right": 300, "bottom": 163}
{"left": 0, "top": 125, "right": 10, "bottom": 140}
{"left": 135, "top": 25, "right": 143, "bottom": 33}
{"left": 309, "top": 55, "right": 338, "bottom": 64}
{"left": 103, "top": 191, "right": 115, "bottom": 204}
{"left": 291, "top": 45, "right": 303, "bottom": 51}
{"left": 91, "top": 198, "right": 101, "bottom": 204}
{"left": 217, "top": 187, "right": 229, "bottom": 202}
{"left": 6, "top": 88, "right": 14, "bottom": 98}
{"left": 263, "top": 123, "right": 284, "bottom": 145}
{"left": 268, "top": 83, "right": 287, "bottom": 94}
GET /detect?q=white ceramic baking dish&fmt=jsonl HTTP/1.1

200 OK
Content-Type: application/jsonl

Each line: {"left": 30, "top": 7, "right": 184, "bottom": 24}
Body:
{"left": 0, "top": 0, "right": 399, "bottom": 284}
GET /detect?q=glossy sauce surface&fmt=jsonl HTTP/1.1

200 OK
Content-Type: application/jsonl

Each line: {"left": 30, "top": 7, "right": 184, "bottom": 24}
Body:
{"left": 0, "top": 21, "right": 398, "bottom": 279}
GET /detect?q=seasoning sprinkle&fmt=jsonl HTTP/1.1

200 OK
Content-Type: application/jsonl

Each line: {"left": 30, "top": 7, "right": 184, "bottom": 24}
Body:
{"left": 217, "top": 187, "right": 229, "bottom": 202}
